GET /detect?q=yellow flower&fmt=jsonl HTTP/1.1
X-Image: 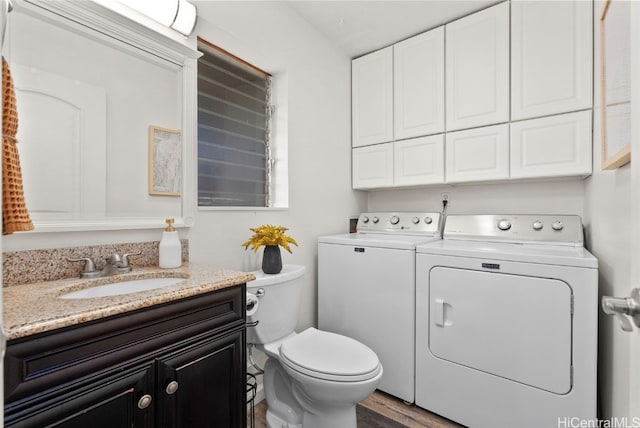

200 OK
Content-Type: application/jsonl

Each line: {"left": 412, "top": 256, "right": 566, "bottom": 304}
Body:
{"left": 242, "top": 224, "right": 299, "bottom": 253}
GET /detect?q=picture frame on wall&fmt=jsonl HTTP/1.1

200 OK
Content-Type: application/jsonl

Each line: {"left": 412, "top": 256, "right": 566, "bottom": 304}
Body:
{"left": 148, "top": 125, "right": 181, "bottom": 196}
{"left": 600, "top": 0, "right": 631, "bottom": 170}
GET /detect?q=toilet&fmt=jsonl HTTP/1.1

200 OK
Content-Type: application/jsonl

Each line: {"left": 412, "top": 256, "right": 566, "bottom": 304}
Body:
{"left": 246, "top": 264, "right": 383, "bottom": 428}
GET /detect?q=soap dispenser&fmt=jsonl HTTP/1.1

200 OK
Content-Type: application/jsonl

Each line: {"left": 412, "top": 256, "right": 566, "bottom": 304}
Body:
{"left": 159, "top": 218, "right": 182, "bottom": 269}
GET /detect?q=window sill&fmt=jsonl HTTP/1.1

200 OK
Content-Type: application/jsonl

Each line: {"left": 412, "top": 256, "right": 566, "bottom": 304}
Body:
{"left": 198, "top": 206, "right": 289, "bottom": 212}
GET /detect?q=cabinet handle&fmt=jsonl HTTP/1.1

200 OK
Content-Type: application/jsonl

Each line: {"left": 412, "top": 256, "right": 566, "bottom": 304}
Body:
{"left": 166, "top": 381, "right": 179, "bottom": 395}
{"left": 138, "top": 394, "right": 153, "bottom": 409}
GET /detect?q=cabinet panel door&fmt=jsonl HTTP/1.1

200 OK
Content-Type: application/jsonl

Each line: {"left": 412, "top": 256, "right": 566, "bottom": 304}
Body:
{"left": 5, "top": 364, "right": 154, "bottom": 428}
{"left": 157, "top": 330, "right": 245, "bottom": 428}
{"left": 394, "top": 27, "right": 445, "bottom": 139}
{"left": 445, "top": 2, "right": 509, "bottom": 131}
{"left": 511, "top": 1, "right": 592, "bottom": 120}
{"left": 352, "top": 143, "right": 394, "bottom": 189}
{"left": 394, "top": 135, "right": 444, "bottom": 186}
{"left": 445, "top": 124, "right": 510, "bottom": 183}
{"left": 352, "top": 47, "right": 393, "bottom": 147}
{"left": 510, "top": 110, "right": 592, "bottom": 179}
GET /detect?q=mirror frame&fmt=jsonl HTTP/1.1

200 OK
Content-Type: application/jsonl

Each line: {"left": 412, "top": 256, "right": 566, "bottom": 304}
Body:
{"left": 599, "top": 0, "right": 631, "bottom": 170}
{"left": 12, "top": 0, "right": 199, "bottom": 231}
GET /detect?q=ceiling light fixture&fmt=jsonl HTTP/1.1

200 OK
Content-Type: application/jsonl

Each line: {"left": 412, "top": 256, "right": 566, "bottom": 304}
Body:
{"left": 171, "top": 0, "right": 197, "bottom": 36}
{"left": 120, "top": 0, "right": 197, "bottom": 36}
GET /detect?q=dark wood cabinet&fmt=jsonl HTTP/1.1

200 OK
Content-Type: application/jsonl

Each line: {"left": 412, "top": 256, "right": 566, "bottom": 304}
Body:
{"left": 157, "top": 330, "right": 244, "bottom": 428}
{"left": 4, "top": 285, "right": 246, "bottom": 428}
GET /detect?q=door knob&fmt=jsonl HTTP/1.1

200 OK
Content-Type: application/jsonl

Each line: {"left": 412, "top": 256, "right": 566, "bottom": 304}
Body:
{"left": 601, "top": 288, "right": 640, "bottom": 332}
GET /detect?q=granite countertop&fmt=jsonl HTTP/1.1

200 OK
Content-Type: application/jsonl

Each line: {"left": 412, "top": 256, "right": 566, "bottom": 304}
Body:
{"left": 3, "top": 263, "right": 255, "bottom": 341}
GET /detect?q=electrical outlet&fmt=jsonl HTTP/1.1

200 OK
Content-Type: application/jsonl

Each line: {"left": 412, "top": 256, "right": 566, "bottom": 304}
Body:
{"left": 441, "top": 193, "right": 449, "bottom": 201}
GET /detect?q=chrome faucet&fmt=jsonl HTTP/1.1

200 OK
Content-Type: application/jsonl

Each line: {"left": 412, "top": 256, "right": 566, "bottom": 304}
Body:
{"left": 101, "top": 253, "right": 125, "bottom": 276}
{"left": 67, "top": 251, "right": 141, "bottom": 279}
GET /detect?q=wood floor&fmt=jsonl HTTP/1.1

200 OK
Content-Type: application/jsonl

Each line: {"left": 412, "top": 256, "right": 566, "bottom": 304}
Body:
{"left": 248, "top": 390, "right": 464, "bottom": 428}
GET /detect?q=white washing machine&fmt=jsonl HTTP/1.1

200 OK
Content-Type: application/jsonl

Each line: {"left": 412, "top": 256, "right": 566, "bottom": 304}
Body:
{"left": 318, "top": 212, "right": 442, "bottom": 403}
{"left": 415, "top": 214, "right": 598, "bottom": 428}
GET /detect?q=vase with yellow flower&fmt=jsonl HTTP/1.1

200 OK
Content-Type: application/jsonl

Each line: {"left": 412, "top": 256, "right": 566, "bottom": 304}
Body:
{"left": 242, "top": 224, "right": 298, "bottom": 274}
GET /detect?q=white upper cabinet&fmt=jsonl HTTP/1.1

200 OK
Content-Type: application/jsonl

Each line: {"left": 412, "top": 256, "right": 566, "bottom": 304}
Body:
{"left": 351, "top": 0, "right": 594, "bottom": 189}
{"left": 511, "top": 1, "right": 592, "bottom": 120}
{"left": 352, "top": 47, "right": 393, "bottom": 147}
{"left": 394, "top": 135, "right": 445, "bottom": 186}
{"left": 352, "top": 143, "right": 394, "bottom": 189}
{"left": 394, "top": 27, "right": 445, "bottom": 140}
{"left": 510, "top": 110, "right": 592, "bottom": 179}
{"left": 446, "top": 2, "right": 510, "bottom": 131}
{"left": 446, "top": 124, "right": 510, "bottom": 183}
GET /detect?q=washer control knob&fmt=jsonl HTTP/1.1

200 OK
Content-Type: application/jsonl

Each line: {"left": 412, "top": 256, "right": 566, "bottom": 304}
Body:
{"left": 497, "top": 219, "right": 512, "bottom": 231}
{"left": 552, "top": 221, "right": 564, "bottom": 231}
{"left": 424, "top": 217, "right": 433, "bottom": 225}
{"left": 361, "top": 216, "right": 369, "bottom": 224}
{"left": 390, "top": 215, "right": 400, "bottom": 225}
{"left": 372, "top": 216, "right": 380, "bottom": 224}
{"left": 532, "top": 221, "right": 543, "bottom": 231}
{"left": 412, "top": 217, "right": 420, "bottom": 224}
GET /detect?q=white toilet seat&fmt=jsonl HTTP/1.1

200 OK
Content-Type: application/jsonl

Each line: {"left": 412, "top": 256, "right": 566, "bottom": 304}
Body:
{"left": 279, "top": 328, "right": 382, "bottom": 382}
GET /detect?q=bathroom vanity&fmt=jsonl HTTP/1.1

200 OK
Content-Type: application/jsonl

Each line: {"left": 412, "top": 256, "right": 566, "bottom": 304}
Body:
{"left": 3, "top": 265, "right": 252, "bottom": 428}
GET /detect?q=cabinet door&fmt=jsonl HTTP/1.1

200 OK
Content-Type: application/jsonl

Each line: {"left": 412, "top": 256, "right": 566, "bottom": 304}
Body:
{"left": 394, "top": 27, "right": 445, "bottom": 139}
{"left": 352, "top": 47, "right": 393, "bottom": 147}
{"left": 5, "top": 364, "right": 154, "bottom": 428}
{"left": 157, "top": 330, "right": 245, "bottom": 428}
{"left": 445, "top": 2, "right": 509, "bottom": 131}
{"left": 510, "top": 110, "right": 592, "bottom": 179}
{"left": 394, "top": 135, "right": 444, "bottom": 186}
{"left": 352, "top": 143, "right": 394, "bottom": 189}
{"left": 445, "top": 124, "right": 510, "bottom": 183}
{"left": 511, "top": 1, "right": 592, "bottom": 120}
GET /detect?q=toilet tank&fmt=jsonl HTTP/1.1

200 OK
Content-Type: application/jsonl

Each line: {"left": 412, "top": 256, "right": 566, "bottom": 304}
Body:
{"left": 246, "top": 264, "right": 305, "bottom": 345}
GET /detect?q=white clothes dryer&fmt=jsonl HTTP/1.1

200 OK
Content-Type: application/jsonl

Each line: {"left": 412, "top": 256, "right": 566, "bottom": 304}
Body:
{"left": 415, "top": 214, "right": 598, "bottom": 428}
{"left": 318, "top": 212, "right": 442, "bottom": 403}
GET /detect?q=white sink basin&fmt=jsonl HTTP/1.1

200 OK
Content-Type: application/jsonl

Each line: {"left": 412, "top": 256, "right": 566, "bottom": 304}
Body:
{"left": 60, "top": 277, "right": 185, "bottom": 299}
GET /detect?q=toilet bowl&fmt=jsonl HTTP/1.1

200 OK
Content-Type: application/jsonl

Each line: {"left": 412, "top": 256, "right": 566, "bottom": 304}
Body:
{"left": 247, "top": 265, "right": 382, "bottom": 428}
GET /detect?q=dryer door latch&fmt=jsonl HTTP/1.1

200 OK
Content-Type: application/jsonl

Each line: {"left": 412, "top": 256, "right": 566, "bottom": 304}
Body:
{"left": 602, "top": 288, "right": 640, "bottom": 332}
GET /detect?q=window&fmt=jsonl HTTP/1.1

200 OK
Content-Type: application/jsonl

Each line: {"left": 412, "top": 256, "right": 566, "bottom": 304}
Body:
{"left": 197, "top": 38, "right": 272, "bottom": 207}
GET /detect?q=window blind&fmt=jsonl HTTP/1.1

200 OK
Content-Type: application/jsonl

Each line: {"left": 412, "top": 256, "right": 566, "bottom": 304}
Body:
{"left": 197, "top": 40, "right": 271, "bottom": 207}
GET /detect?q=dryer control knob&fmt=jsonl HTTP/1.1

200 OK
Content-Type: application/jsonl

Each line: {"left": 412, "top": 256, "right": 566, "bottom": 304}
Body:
{"left": 552, "top": 221, "right": 564, "bottom": 231}
{"left": 424, "top": 217, "right": 433, "bottom": 224}
{"left": 497, "top": 219, "right": 512, "bottom": 231}
{"left": 412, "top": 217, "right": 420, "bottom": 224}
{"left": 390, "top": 215, "right": 400, "bottom": 225}
{"left": 372, "top": 216, "right": 380, "bottom": 224}
{"left": 532, "top": 221, "right": 543, "bottom": 231}
{"left": 362, "top": 216, "right": 370, "bottom": 224}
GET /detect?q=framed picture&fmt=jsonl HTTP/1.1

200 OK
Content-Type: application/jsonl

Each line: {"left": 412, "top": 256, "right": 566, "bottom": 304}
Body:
{"left": 148, "top": 126, "right": 181, "bottom": 196}
{"left": 600, "top": 0, "right": 631, "bottom": 170}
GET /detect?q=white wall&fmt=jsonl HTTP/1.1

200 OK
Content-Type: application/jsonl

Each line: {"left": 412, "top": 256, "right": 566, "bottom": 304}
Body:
{"left": 368, "top": 179, "right": 585, "bottom": 217}
{"left": 584, "top": 163, "right": 631, "bottom": 421}
{"left": 583, "top": 0, "right": 632, "bottom": 419}
{"left": 584, "top": 152, "right": 631, "bottom": 421}
{"left": 187, "top": 1, "right": 365, "bottom": 330}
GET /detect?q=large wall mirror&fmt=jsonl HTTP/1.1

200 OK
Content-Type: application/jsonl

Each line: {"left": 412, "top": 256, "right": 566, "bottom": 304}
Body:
{"left": 599, "top": 0, "right": 631, "bottom": 170}
{"left": 5, "top": 0, "right": 198, "bottom": 232}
